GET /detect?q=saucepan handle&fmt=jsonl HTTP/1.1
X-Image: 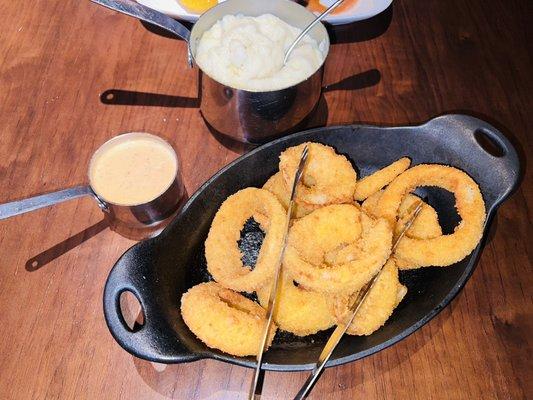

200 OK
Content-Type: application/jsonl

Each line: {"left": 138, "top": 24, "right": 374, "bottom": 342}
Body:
{"left": 0, "top": 185, "right": 98, "bottom": 220}
{"left": 90, "top": 0, "right": 193, "bottom": 65}
{"left": 424, "top": 114, "right": 521, "bottom": 206}
{"left": 103, "top": 243, "right": 199, "bottom": 363}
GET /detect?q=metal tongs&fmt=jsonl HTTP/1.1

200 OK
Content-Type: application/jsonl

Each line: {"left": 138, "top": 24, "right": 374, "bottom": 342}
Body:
{"left": 293, "top": 198, "right": 425, "bottom": 400}
{"left": 249, "top": 146, "right": 309, "bottom": 400}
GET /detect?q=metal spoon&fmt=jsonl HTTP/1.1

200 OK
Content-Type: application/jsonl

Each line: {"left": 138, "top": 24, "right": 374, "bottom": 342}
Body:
{"left": 284, "top": 0, "right": 344, "bottom": 64}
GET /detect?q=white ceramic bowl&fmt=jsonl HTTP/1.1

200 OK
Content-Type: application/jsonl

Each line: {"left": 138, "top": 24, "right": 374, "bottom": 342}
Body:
{"left": 136, "top": 0, "right": 393, "bottom": 25}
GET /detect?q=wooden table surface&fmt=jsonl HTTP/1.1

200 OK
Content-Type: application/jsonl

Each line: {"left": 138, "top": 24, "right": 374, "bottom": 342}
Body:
{"left": 0, "top": 0, "right": 531, "bottom": 399}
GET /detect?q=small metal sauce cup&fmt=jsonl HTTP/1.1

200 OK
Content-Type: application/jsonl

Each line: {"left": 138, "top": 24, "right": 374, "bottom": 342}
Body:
{"left": 0, "top": 132, "right": 186, "bottom": 241}
{"left": 92, "top": 0, "right": 330, "bottom": 144}
{"left": 88, "top": 132, "right": 186, "bottom": 240}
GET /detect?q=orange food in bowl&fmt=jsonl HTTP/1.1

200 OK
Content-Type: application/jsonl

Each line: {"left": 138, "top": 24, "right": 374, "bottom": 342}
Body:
{"left": 178, "top": 0, "right": 217, "bottom": 13}
{"left": 306, "top": 0, "right": 358, "bottom": 15}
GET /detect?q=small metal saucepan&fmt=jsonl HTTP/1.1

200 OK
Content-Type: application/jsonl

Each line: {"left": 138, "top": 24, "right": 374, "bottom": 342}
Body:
{"left": 91, "top": 0, "right": 330, "bottom": 144}
{"left": 0, "top": 132, "right": 185, "bottom": 240}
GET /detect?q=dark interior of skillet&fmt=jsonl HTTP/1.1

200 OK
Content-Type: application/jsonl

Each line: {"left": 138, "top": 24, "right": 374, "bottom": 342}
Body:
{"left": 109, "top": 117, "right": 518, "bottom": 370}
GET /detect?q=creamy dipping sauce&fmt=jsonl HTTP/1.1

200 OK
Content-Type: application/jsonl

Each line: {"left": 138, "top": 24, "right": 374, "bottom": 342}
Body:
{"left": 89, "top": 133, "right": 177, "bottom": 206}
{"left": 195, "top": 14, "right": 325, "bottom": 92}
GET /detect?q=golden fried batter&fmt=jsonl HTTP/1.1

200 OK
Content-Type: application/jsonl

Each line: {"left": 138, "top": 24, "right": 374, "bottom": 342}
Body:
{"left": 205, "top": 188, "right": 287, "bottom": 292}
{"left": 362, "top": 191, "right": 442, "bottom": 241}
{"left": 332, "top": 260, "right": 404, "bottom": 336}
{"left": 283, "top": 205, "right": 392, "bottom": 294}
{"left": 279, "top": 142, "right": 357, "bottom": 206}
{"left": 377, "top": 164, "right": 486, "bottom": 268}
{"left": 354, "top": 157, "right": 411, "bottom": 201}
{"left": 263, "top": 172, "right": 318, "bottom": 219}
{"left": 181, "top": 282, "right": 276, "bottom": 357}
{"left": 256, "top": 271, "right": 336, "bottom": 336}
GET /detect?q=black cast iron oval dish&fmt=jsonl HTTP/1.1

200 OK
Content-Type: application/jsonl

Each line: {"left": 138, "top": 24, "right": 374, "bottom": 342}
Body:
{"left": 103, "top": 114, "right": 520, "bottom": 371}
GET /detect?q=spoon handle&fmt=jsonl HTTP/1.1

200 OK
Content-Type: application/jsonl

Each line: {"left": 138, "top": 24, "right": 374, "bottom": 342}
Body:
{"left": 284, "top": 0, "right": 344, "bottom": 64}
{"left": 90, "top": 0, "right": 191, "bottom": 42}
{"left": 0, "top": 186, "right": 93, "bottom": 220}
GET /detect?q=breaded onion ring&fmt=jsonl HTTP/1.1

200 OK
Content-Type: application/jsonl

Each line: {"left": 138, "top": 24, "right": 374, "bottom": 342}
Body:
{"left": 256, "top": 271, "right": 336, "bottom": 336}
{"left": 363, "top": 191, "right": 443, "bottom": 270}
{"left": 283, "top": 205, "right": 392, "bottom": 295}
{"left": 396, "top": 284, "right": 408, "bottom": 306}
{"left": 333, "top": 260, "right": 403, "bottom": 335}
{"left": 181, "top": 282, "right": 276, "bottom": 356}
{"left": 332, "top": 260, "right": 403, "bottom": 336}
{"left": 205, "top": 187, "right": 287, "bottom": 292}
{"left": 263, "top": 172, "right": 318, "bottom": 219}
{"left": 279, "top": 142, "right": 357, "bottom": 206}
{"left": 396, "top": 193, "right": 442, "bottom": 240}
{"left": 377, "top": 164, "right": 486, "bottom": 268}
{"left": 354, "top": 157, "right": 411, "bottom": 201}
{"left": 362, "top": 190, "right": 442, "bottom": 241}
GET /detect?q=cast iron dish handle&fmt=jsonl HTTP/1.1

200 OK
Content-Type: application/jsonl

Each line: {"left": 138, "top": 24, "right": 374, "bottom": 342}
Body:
{"left": 103, "top": 245, "right": 200, "bottom": 363}
{"left": 422, "top": 114, "right": 520, "bottom": 205}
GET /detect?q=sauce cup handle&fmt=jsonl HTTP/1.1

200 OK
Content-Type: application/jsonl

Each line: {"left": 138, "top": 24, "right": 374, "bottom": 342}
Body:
{"left": 90, "top": 0, "right": 192, "bottom": 44}
{"left": 0, "top": 185, "right": 93, "bottom": 220}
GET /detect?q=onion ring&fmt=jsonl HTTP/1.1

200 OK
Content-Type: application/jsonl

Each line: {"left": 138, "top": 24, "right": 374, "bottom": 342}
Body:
{"left": 283, "top": 205, "right": 392, "bottom": 294}
{"left": 362, "top": 190, "right": 442, "bottom": 241}
{"left": 279, "top": 142, "right": 357, "bottom": 206}
{"left": 377, "top": 164, "right": 486, "bottom": 268}
{"left": 256, "top": 271, "right": 336, "bottom": 336}
{"left": 263, "top": 172, "right": 318, "bottom": 219}
{"left": 331, "top": 259, "right": 403, "bottom": 336}
{"left": 396, "top": 284, "right": 408, "bottom": 306}
{"left": 363, "top": 191, "right": 443, "bottom": 269}
{"left": 205, "top": 187, "right": 287, "bottom": 292}
{"left": 354, "top": 157, "right": 411, "bottom": 201}
{"left": 181, "top": 282, "right": 276, "bottom": 356}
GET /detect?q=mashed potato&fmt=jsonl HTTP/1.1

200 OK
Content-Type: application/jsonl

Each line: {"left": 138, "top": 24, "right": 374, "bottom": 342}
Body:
{"left": 195, "top": 14, "right": 325, "bottom": 91}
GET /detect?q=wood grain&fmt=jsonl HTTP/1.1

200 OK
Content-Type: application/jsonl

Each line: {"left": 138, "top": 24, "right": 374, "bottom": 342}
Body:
{"left": 0, "top": 0, "right": 531, "bottom": 399}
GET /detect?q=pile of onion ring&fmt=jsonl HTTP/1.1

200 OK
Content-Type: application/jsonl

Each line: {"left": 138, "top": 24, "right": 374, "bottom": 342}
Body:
{"left": 180, "top": 142, "right": 486, "bottom": 356}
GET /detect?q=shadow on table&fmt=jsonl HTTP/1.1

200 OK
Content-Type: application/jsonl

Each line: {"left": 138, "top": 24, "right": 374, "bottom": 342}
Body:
{"left": 25, "top": 219, "right": 109, "bottom": 271}
{"left": 100, "top": 89, "right": 199, "bottom": 108}
{"left": 139, "top": 20, "right": 193, "bottom": 40}
{"left": 131, "top": 355, "right": 257, "bottom": 400}
{"left": 327, "top": 4, "right": 393, "bottom": 44}
{"left": 297, "top": 299, "right": 458, "bottom": 398}
{"left": 99, "top": 69, "right": 380, "bottom": 109}
{"left": 128, "top": 299, "right": 453, "bottom": 399}
{"left": 99, "top": 69, "right": 381, "bottom": 154}
{"left": 134, "top": 358, "right": 268, "bottom": 399}
{"left": 324, "top": 68, "right": 381, "bottom": 92}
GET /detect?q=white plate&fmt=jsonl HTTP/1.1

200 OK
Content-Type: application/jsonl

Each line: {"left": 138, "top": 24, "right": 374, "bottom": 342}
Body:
{"left": 137, "top": 0, "right": 393, "bottom": 25}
